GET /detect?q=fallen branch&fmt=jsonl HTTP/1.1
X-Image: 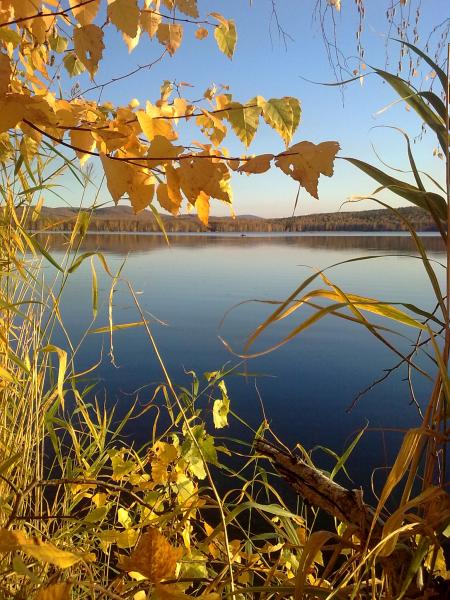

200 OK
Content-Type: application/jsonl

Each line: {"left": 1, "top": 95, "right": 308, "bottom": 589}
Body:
{"left": 254, "top": 439, "right": 382, "bottom": 542}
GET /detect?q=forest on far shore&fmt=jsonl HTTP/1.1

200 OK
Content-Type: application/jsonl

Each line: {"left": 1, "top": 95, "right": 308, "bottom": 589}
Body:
{"left": 26, "top": 205, "right": 437, "bottom": 233}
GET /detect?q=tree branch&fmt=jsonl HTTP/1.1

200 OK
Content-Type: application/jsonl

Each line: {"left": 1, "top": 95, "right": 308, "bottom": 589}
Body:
{"left": 254, "top": 438, "right": 382, "bottom": 542}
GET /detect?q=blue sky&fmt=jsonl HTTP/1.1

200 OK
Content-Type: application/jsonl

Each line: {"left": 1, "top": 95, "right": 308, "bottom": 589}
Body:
{"left": 58, "top": 0, "right": 448, "bottom": 218}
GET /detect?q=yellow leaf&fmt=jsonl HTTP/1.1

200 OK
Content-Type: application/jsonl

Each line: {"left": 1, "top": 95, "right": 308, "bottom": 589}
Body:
{"left": 0, "top": 529, "right": 94, "bottom": 568}
{"left": 238, "top": 153, "right": 273, "bottom": 174}
{"left": 0, "top": 53, "right": 11, "bottom": 95}
{"left": 147, "top": 135, "right": 183, "bottom": 166}
{"left": 69, "top": 0, "right": 100, "bottom": 25}
{"left": 178, "top": 155, "right": 232, "bottom": 206}
{"left": 100, "top": 152, "right": 134, "bottom": 203}
{"left": 225, "top": 102, "right": 261, "bottom": 147}
{"left": 36, "top": 583, "right": 73, "bottom": 600}
{"left": 259, "top": 97, "right": 301, "bottom": 146}
{"left": 116, "top": 529, "right": 140, "bottom": 549}
{"left": 275, "top": 141, "right": 340, "bottom": 198}
{"left": 118, "top": 507, "right": 133, "bottom": 529}
{"left": 156, "top": 23, "right": 183, "bottom": 55}
{"left": 129, "top": 169, "right": 156, "bottom": 213}
{"left": 176, "top": 0, "right": 199, "bottom": 17}
{"left": 195, "top": 27, "right": 209, "bottom": 40}
{"left": 140, "top": 10, "right": 161, "bottom": 38}
{"left": 137, "top": 103, "right": 177, "bottom": 141}
{"left": 213, "top": 19, "right": 237, "bottom": 59}
{"left": 123, "top": 26, "right": 141, "bottom": 53}
{"left": 70, "top": 129, "right": 95, "bottom": 165}
{"left": 173, "top": 97, "right": 188, "bottom": 122}
{"left": 30, "top": 10, "right": 54, "bottom": 44}
{"left": 108, "top": 0, "right": 140, "bottom": 38}
{"left": 73, "top": 24, "right": 105, "bottom": 79}
{"left": 150, "top": 441, "right": 179, "bottom": 484}
{"left": 0, "top": 94, "right": 26, "bottom": 133}
{"left": 227, "top": 158, "right": 240, "bottom": 171}
{"left": 157, "top": 183, "right": 179, "bottom": 216}
{"left": 92, "top": 127, "right": 128, "bottom": 152}
{"left": 195, "top": 191, "right": 210, "bottom": 226}
{"left": 196, "top": 109, "right": 227, "bottom": 146}
{"left": 118, "top": 528, "right": 182, "bottom": 582}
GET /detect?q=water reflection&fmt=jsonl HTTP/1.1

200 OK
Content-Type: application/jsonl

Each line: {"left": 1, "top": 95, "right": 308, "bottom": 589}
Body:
{"left": 37, "top": 231, "right": 445, "bottom": 255}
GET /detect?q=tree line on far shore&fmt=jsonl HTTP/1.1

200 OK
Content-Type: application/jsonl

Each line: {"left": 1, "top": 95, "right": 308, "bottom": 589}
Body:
{"left": 25, "top": 205, "right": 437, "bottom": 233}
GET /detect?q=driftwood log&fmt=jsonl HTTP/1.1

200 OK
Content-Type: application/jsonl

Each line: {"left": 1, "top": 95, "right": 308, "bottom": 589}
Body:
{"left": 254, "top": 439, "right": 382, "bottom": 542}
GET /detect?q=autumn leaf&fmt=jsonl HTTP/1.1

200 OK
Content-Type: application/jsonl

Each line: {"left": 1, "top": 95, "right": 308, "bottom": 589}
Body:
{"left": 213, "top": 380, "right": 230, "bottom": 428}
{"left": 0, "top": 53, "right": 11, "bottom": 95}
{"left": 157, "top": 23, "right": 183, "bottom": 55}
{"left": 123, "top": 26, "right": 142, "bottom": 53}
{"left": 214, "top": 19, "right": 237, "bottom": 59}
{"left": 100, "top": 152, "right": 134, "bottom": 203}
{"left": 128, "top": 169, "right": 156, "bottom": 212}
{"left": 69, "top": 0, "right": 100, "bottom": 25}
{"left": 73, "top": 24, "right": 105, "bottom": 79}
{"left": 176, "top": 0, "right": 199, "bottom": 18}
{"left": 225, "top": 102, "right": 261, "bottom": 147}
{"left": 137, "top": 103, "right": 177, "bottom": 141}
{"left": 195, "top": 191, "right": 210, "bottom": 226}
{"left": 0, "top": 529, "right": 94, "bottom": 568}
{"left": 147, "top": 135, "right": 183, "bottom": 166}
{"left": 150, "top": 440, "right": 179, "bottom": 483}
{"left": 259, "top": 97, "right": 301, "bottom": 146}
{"left": 238, "top": 153, "right": 274, "bottom": 174}
{"left": 108, "top": 0, "right": 140, "bottom": 38}
{"left": 36, "top": 583, "right": 73, "bottom": 600}
{"left": 275, "top": 141, "right": 340, "bottom": 198}
{"left": 0, "top": 95, "right": 26, "bottom": 133}
{"left": 141, "top": 10, "right": 161, "bottom": 38}
{"left": 195, "top": 27, "right": 209, "bottom": 40}
{"left": 178, "top": 155, "right": 232, "bottom": 207}
{"left": 118, "top": 529, "right": 182, "bottom": 582}
{"left": 70, "top": 129, "right": 95, "bottom": 165}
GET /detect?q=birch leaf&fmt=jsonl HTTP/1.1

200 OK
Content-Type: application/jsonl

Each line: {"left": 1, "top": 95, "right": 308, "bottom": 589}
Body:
{"left": 259, "top": 97, "right": 301, "bottom": 146}
{"left": 275, "top": 141, "right": 340, "bottom": 198}
{"left": 118, "top": 529, "right": 182, "bottom": 582}
{"left": 195, "top": 27, "right": 209, "bottom": 40}
{"left": 213, "top": 380, "right": 230, "bottom": 428}
{"left": 195, "top": 191, "right": 210, "bottom": 226}
{"left": 69, "top": 0, "right": 100, "bottom": 25}
{"left": 176, "top": 0, "right": 199, "bottom": 17}
{"left": 0, "top": 53, "right": 11, "bottom": 95}
{"left": 128, "top": 170, "right": 156, "bottom": 213}
{"left": 108, "top": 0, "right": 140, "bottom": 38}
{"left": 73, "top": 24, "right": 105, "bottom": 79}
{"left": 141, "top": 11, "right": 161, "bottom": 38}
{"left": 100, "top": 153, "right": 134, "bottom": 203}
{"left": 225, "top": 102, "right": 261, "bottom": 147}
{"left": 157, "top": 23, "right": 183, "bottom": 55}
{"left": 238, "top": 153, "right": 274, "bottom": 174}
{"left": 214, "top": 20, "right": 237, "bottom": 59}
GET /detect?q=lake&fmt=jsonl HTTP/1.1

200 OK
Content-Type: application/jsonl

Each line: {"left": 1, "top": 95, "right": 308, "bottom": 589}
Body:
{"left": 41, "top": 232, "right": 445, "bottom": 492}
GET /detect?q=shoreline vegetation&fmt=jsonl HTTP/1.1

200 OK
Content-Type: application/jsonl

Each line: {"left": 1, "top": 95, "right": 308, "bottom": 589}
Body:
{"left": 26, "top": 205, "right": 437, "bottom": 233}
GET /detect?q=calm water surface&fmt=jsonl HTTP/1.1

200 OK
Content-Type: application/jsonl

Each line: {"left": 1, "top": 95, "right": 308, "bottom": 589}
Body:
{"left": 42, "top": 232, "right": 445, "bottom": 489}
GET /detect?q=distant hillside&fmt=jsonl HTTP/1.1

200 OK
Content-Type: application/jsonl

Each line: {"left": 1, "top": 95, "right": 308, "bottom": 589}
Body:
{"left": 25, "top": 205, "right": 437, "bottom": 233}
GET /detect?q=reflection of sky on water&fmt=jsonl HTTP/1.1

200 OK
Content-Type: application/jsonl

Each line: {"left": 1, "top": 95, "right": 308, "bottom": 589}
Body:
{"left": 41, "top": 233, "right": 444, "bottom": 491}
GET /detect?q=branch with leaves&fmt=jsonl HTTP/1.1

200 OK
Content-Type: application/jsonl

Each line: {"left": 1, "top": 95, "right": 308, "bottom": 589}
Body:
{"left": 0, "top": 0, "right": 340, "bottom": 225}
